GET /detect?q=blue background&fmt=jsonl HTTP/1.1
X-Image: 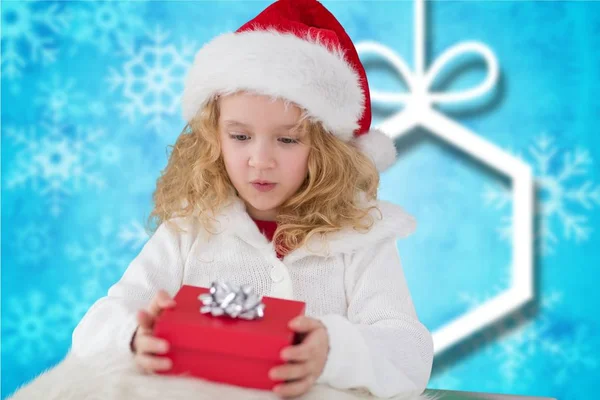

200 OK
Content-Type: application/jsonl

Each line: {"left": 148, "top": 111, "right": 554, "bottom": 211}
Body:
{"left": 2, "top": 0, "right": 599, "bottom": 399}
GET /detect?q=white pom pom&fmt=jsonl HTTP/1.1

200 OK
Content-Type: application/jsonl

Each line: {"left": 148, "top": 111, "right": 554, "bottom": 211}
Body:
{"left": 353, "top": 128, "right": 397, "bottom": 172}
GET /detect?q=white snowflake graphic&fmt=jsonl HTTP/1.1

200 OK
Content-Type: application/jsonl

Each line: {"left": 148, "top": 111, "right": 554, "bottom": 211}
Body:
{"left": 107, "top": 26, "right": 196, "bottom": 134}
{"left": 12, "top": 222, "right": 52, "bottom": 266}
{"left": 34, "top": 74, "right": 107, "bottom": 121}
{"left": 482, "top": 181, "right": 513, "bottom": 241}
{"left": 4, "top": 117, "right": 121, "bottom": 216}
{"left": 453, "top": 273, "right": 517, "bottom": 356}
{"left": 49, "top": 279, "right": 106, "bottom": 332}
{"left": 549, "top": 324, "right": 598, "bottom": 386}
{"left": 454, "top": 284, "right": 558, "bottom": 386}
{"left": 1, "top": 291, "right": 68, "bottom": 366}
{"left": 65, "top": 1, "right": 145, "bottom": 56}
{"left": 458, "top": 282, "right": 507, "bottom": 313}
{"left": 488, "top": 317, "right": 597, "bottom": 393}
{"left": 457, "top": 271, "right": 513, "bottom": 321}
{"left": 1, "top": 1, "right": 71, "bottom": 81}
{"left": 119, "top": 219, "right": 150, "bottom": 251}
{"left": 483, "top": 134, "right": 600, "bottom": 256}
{"left": 65, "top": 216, "right": 132, "bottom": 285}
{"left": 491, "top": 316, "right": 548, "bottom": 388}
{"left": 460, "top": 288, "right": 597, "bottom": 394}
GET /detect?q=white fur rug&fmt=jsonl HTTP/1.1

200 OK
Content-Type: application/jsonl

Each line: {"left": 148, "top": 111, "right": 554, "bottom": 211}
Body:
{"left": 7, "top": 352, "right": 436, "bottom": 400}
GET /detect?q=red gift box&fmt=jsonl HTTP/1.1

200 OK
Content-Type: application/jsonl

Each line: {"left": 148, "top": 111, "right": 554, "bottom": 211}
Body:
{"left": 153, "top": 284, "right": 306, "bottom": 390}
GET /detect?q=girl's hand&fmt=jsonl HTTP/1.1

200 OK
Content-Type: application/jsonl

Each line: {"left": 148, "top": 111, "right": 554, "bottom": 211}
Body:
{"left": 269, "top": 316, "right": 329, "bottom": 398}
{"left": 131, "top": 289, "right": 176, "bottom": 374}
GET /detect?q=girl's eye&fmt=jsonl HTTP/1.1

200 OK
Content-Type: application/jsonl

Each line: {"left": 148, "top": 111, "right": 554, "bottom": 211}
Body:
{"left": 228, "top": 134, "right": 299, "bottom": 145}
{"left": 280, "top": 137, "right": 299, "bottom": 145}
{"left": 229, "top": 134, "right": 248, "bottom": 141}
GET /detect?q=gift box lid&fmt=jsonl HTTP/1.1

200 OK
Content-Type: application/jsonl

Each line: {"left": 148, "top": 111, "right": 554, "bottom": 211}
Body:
{"left": 153, "top": 285, "right": 306, "bottom": 362}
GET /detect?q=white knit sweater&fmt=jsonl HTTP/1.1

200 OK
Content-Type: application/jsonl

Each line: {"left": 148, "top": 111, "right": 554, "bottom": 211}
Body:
{"left": 71, "top": 195, "right": 434, "bottom": 399}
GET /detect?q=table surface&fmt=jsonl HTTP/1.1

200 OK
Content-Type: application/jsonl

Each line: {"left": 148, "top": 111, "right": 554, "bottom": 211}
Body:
{"left": 423, "top": 389, "right": 556, "bottom": 400}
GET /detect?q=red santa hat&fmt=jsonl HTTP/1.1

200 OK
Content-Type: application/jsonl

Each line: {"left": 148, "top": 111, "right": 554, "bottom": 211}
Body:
{"left": 181, "top": 0, "right": 397, "bottom": 172}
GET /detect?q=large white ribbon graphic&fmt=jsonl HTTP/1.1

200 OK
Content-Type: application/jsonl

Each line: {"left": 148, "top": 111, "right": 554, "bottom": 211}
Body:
{"left": 356, "top": 0, "right": 534, "bottom": 356}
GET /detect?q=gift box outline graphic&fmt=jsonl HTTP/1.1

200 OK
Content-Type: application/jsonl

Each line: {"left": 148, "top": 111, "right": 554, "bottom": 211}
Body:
{"left": 153, "top": 284, "right": 306, "bottom": 389}
{"left": 355, "top": 0, "right": 534, "bottom": 356}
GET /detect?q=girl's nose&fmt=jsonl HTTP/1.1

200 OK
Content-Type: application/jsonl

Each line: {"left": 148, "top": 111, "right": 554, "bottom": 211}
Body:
{"left": 248, "top": 143, "right": 276, "bottom": 169}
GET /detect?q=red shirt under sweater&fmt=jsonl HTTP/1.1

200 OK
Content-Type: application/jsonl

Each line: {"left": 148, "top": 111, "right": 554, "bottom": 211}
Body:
{"left": 250, "top": 217, "right": 284, "bottom": 260}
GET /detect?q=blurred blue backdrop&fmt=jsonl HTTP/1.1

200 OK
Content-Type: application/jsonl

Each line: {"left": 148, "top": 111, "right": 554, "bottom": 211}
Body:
{"left": 2, "top": 0, "right": 599, "bottom": 399}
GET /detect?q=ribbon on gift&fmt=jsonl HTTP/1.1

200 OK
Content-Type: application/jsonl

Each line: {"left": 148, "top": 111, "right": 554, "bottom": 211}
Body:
{"left": 198, "top": 281, "right": 266, "bottom": 320}
{"left": 355, "top": 0, "right": 499, "bottom": 129}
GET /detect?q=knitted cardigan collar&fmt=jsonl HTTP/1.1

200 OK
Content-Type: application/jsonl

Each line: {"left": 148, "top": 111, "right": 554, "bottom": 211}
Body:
{"left": 207, "top": 194, "right": 417, "bottom": 264}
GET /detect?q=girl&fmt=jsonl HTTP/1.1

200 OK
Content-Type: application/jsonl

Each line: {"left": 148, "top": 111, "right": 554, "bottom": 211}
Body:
{"left": 71, "top": 0, "right": 434, "bottom": 398}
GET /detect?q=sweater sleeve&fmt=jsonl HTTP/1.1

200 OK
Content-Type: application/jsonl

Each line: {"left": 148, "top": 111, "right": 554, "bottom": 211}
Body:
{"left": 70, "top": 218, "right": 196, "bottom": 357}
{"left": 314, "top": 237, "right": 434, "bottom": 398}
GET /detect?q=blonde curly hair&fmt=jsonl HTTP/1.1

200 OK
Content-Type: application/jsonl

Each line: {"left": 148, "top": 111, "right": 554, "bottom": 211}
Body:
{"left": 146, "top": 95, "right": 383, "bottom": 257}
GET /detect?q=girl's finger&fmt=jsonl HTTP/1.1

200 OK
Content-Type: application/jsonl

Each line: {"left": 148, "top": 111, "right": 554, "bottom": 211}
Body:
{"left": 269, "top": 361, "right": 311, "bottom": 382}
{"left": 280, "top": 343, "right": 311, "bottom": 362}
{"left": 148, "top": 290, "right": 176, "bottom": 316}
{"left": 136, "top": 335, "right": 170, "bottom": 355}
{"left": 273, "top": 375, "right": 316, "bottom": 398}
{"left": 288, "top": 316, "right": 323, "bottom": 333}
{"left": 281, "top": 330, "right": 324, "bottom": 361}
{"left": 137, "top": 310, "right": 155, "bottom": 330}
{"left": 135, "top": 354, "right": 173, "bottom": 373}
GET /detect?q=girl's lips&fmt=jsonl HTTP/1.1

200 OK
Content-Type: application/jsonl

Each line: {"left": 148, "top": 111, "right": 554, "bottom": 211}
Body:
{"left": 252, "top": 182, "right": 276, "bottom": 192}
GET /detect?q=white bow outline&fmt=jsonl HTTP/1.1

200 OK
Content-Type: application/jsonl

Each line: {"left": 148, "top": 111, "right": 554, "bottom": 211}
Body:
{"left": 356, "top": 41, "right": 499, "bottom": 108}
{"left": 355, "top": 0, "right": 499, "bottom": 121}
{"left": 355, "top": 0, "right": 534, "bottom": 357}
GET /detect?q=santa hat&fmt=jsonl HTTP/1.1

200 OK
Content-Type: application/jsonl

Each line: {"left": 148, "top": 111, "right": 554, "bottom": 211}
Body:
{"left": 181, "top": 0, "right": 397, "bottom": 172}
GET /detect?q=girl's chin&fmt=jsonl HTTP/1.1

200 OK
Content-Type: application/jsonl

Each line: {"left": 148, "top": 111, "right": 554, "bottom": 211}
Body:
{"left": 241, "top": 192, "right": 278, "bottom": 206}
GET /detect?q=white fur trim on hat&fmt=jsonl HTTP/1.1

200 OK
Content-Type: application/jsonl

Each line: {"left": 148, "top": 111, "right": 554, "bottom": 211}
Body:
{"left": 353, "top": 128, "right": 397, "bottom": 172}
{"left": 181, "top": 29, "right": 364, "bottom": 141}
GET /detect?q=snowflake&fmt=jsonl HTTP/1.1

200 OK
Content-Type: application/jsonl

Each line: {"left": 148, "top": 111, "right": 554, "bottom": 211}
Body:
{"left": 65, "top": 1, "right": 145, "bottom": 56}
{"left": 34, "top": 74, "right": 106, "bottom": 121}
{"left": 550, "top": 324, "right": 598, "bottom": 386}
{"left": 107, "top": 26, "right": 196, "bottom": 134}
{"left": 4, "top": 118, "right": 120, "bottom": 216}
{"left": 482, "top": 183, "right": 513, "bottom": 241}
{"left": 475, "top": 289, "right": 596, "bottom": 394}
{"left": 65, "top": 216, "right": 132, "bottom": 285}
{"left": 118, "top": 219, "right": 150, "bottom": 251}
{"left": 492, "top": 317, "right": 549, "bottom": 388}
{"left": 456, "top": 286, "right": 562, "bottom": 383}
{"left": 454, "top": 272, "right": 515, "bottom": 352}
{"left": 1, "top": 291, "right": 68, "bottom": 366}
{"left": 457, "top": 282, "right": 507, "bottom": 312}
{"left": 471, "top": 306, "right": 549, "bottom": 393}
{"left": 1, "top": 1, "right": 71, "bottom": 81}
{"left": 482, "top": 134, "right": 600, "bottom": 256}
{"left": 12, "top": 222, "right": 52, "bottom": 266}
{"left": 541, "top": 289, "right": 563, "bottom": 311}
{"left": 48, "top": 279, "right": 106, "bottom": 332}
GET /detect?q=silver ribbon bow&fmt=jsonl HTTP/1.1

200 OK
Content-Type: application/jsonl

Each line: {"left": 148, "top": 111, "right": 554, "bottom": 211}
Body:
{"left": 198, "top": 281, "right": 266, "bottom": 320}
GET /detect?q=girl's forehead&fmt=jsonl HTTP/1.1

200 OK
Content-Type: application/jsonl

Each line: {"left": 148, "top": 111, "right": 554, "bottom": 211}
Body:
{"left": 223, "top": 119, "right": 299, "bottom": 130}
{"left": 218, "top": 94, "right": 304, "bottom": 129}
{"left": 219, "top": 92, "right": 299, "bottom": 111}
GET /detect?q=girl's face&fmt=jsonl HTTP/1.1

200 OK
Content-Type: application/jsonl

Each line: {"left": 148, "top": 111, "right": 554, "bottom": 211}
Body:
{"left": 218, "top": 92, "right": 311, "bottom": 221}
